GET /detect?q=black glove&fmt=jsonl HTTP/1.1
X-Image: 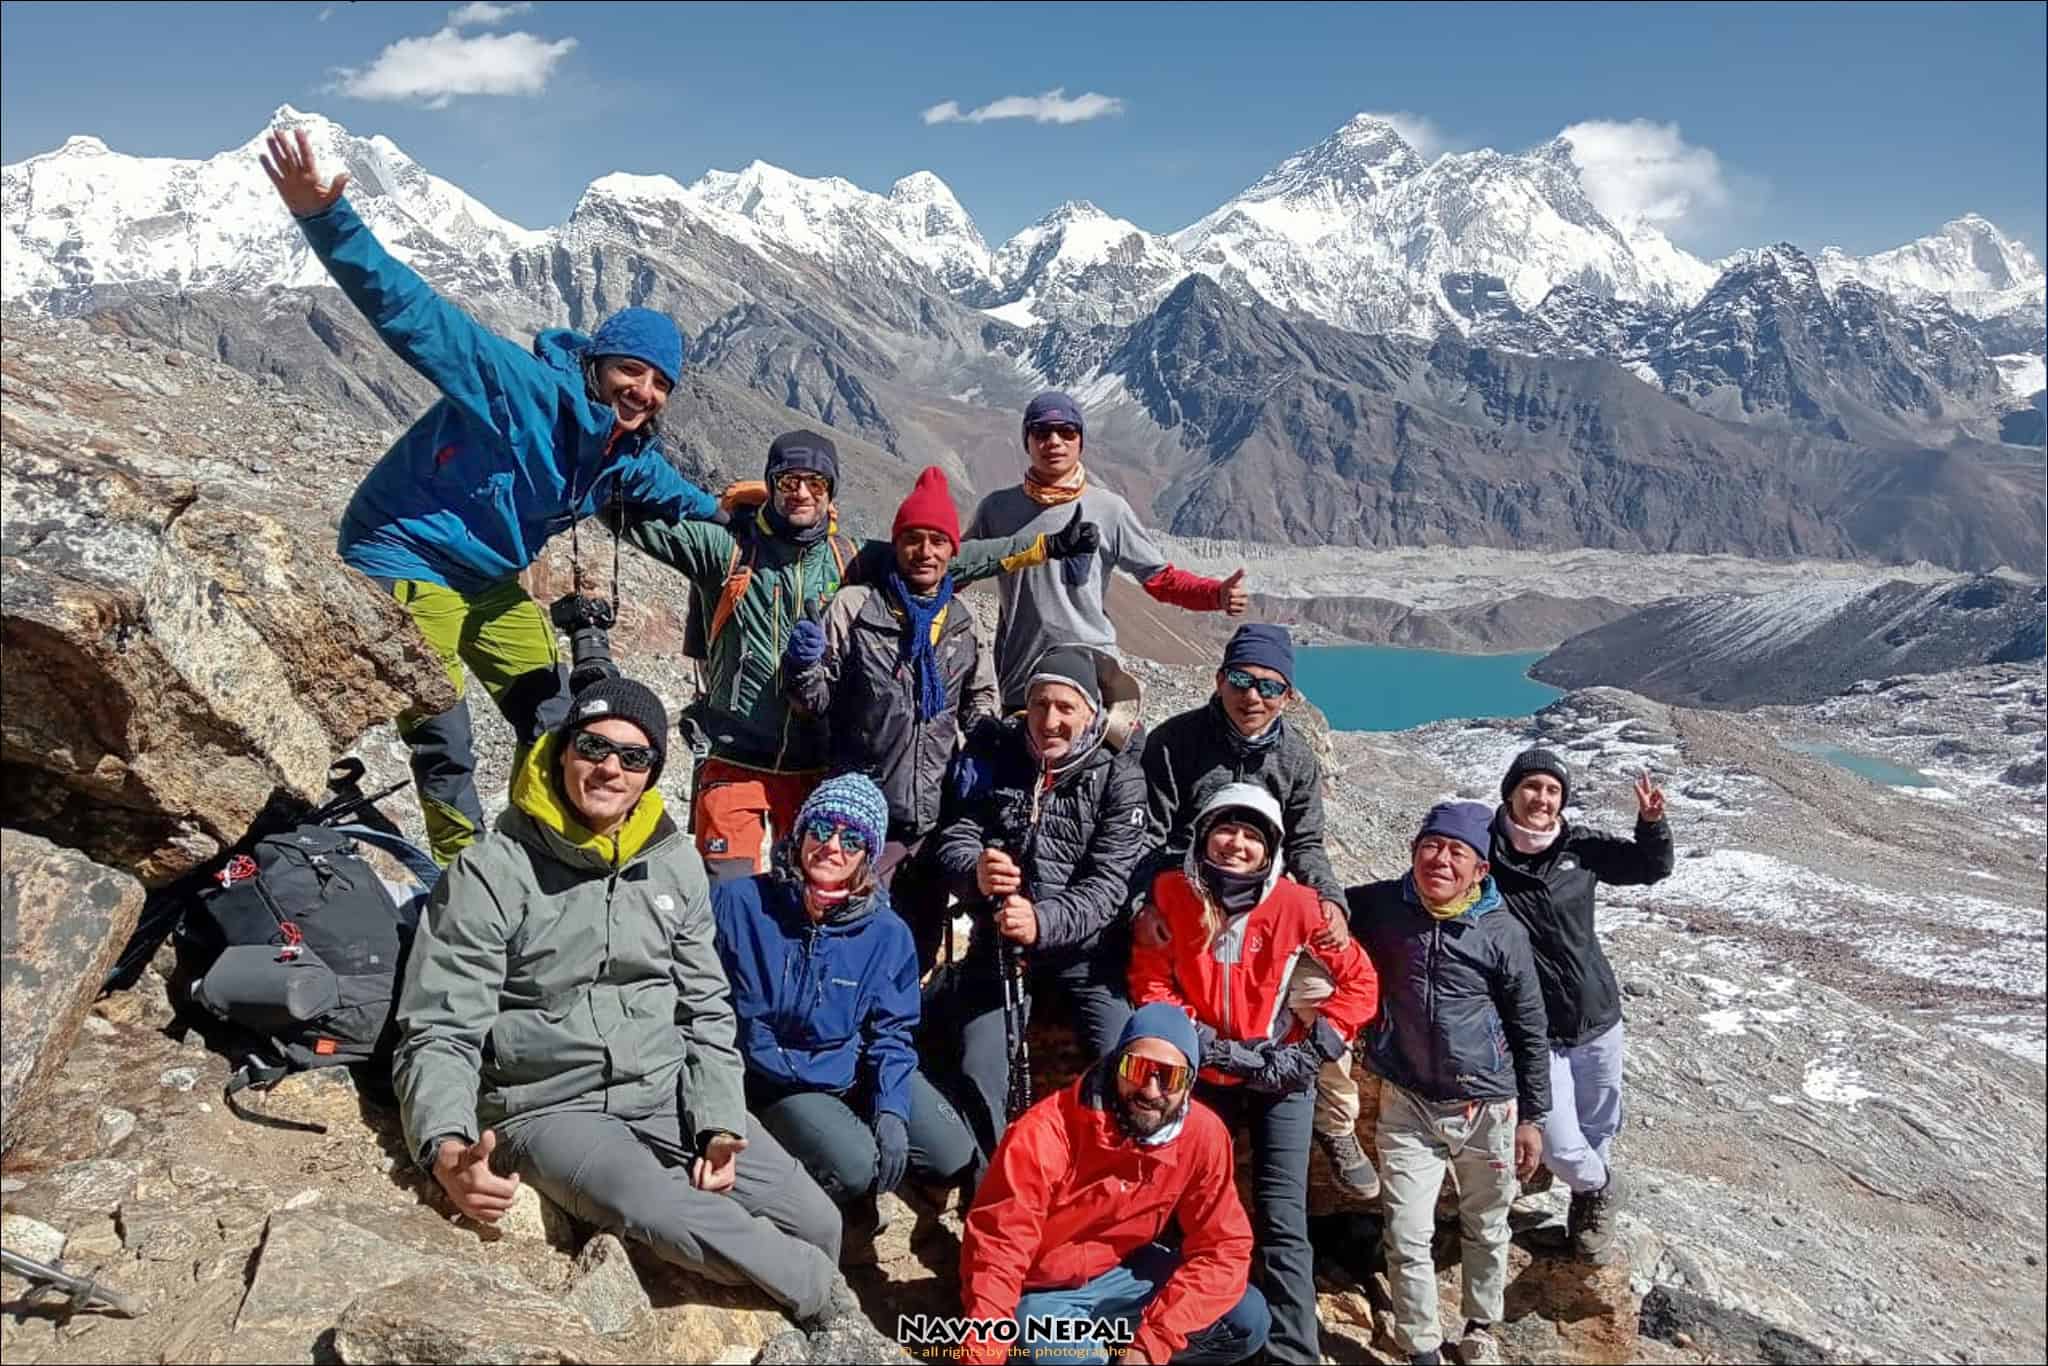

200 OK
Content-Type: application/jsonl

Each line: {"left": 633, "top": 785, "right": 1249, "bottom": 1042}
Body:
{"left": 873, "top": 1112, "right": 909, "bottom": 1195}
{"left": 1244, "top": 1040, "right": 1323, "bottom": 1095}
{"left": 702, "top": 505, "right": 733, "bottom": 527}
{"left": 1046, "top": 508, "right": 1100, "bottom": 561}
{"left": 1204, "top": 1037, "right": 1265, "bottom": 1078}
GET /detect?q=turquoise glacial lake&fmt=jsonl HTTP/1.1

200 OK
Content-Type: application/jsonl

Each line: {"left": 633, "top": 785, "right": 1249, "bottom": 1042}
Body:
{"left": 1293, "top": 646, "right": 1563, "bottom": 732}
{"left": 1778, "top": 740, "right": 1934, "bottom": 787}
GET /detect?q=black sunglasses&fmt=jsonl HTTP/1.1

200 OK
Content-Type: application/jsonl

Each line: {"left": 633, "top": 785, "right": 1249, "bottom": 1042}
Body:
{"left": 569, "top": 730, "right": 656, "bottom": 772}
{"left": 1222, "top": 667, "right": 1289, "bottom": 700}
{"left": 1026, "top": 422, "right": 1082, "bottom": 441}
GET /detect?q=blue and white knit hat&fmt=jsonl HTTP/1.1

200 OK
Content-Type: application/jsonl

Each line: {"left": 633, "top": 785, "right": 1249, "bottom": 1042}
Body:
{"left": 794, "top": 773, "right": 889, "bottom": 854}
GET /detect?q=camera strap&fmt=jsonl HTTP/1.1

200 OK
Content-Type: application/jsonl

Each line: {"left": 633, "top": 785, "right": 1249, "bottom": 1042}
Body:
{"left": 567, "top": 487, "right": 624, "bottom": 610}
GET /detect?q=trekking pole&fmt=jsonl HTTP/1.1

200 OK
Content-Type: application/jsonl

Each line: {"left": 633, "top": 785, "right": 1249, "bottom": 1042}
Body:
{"left": 1003, "top": 937, "right": 1032, "bottom": 1119}
{"left": 0, "top": 1248, "right": 142, "bottom": 1318}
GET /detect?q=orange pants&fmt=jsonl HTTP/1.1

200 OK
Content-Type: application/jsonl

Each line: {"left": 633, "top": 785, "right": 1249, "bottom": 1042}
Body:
{"left": 692, "top": 757, "right": 826, "bottom": 882}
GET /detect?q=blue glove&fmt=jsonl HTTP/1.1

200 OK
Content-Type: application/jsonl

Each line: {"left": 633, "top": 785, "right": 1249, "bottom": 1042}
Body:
{"left": 785, "top": 619, "right": 826, "bottom": 669}
{"left": 873, "top": 1112, "right": 909, "bottom": 1195}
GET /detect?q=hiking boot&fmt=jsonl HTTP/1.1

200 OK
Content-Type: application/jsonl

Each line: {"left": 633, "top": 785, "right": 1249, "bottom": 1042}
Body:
{"left": 797, "top": 1270, "right": 868, "bottom": 1334}
{"left": 1407, "top": 1349, "right": 1443, "bottom": 1366}
{"left": 1569, "top": 1170, "right": 1623, "bottom": 1262}
{"left": 1457, "top": 1321, "right": 1502, "bottom": 1364}
{"left": 1316, "top": 1128, "right": 1382, "bottom": 1200}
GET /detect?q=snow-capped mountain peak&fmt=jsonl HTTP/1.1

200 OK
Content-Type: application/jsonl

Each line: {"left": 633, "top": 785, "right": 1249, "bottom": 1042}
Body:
{"left": 982, "top": 200, "right": 1188, "bottom": 329}
{"left": 1818, "top": 215, "right": 2046, "bottom": 316}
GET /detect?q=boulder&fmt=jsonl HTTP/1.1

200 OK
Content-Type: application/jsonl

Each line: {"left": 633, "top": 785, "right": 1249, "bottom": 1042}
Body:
{"left": 1638, "top": 1283, "right": 1841, "bottom": 1364}
{"left": 0, "top": 832, "right": 145, "bottom": 1150}
{"left": 0, "top": 407, "right": 454, "bottom": 883}
{"left": 566, "top": 1233, "right": 656, "bottom": 1337}
{"left": 334, "top": 1266, "right": 615, "bottom": 1365}
{"left": 235, "top": 1210, "right": 449, "bottom": 1332}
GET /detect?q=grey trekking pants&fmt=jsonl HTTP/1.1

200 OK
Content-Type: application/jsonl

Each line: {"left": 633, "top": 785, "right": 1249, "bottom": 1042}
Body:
{"left": 498, "top": 1104, "right": 841, "bottom": 1320}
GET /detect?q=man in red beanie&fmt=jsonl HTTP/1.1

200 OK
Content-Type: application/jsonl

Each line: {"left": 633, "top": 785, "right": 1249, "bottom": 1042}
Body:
{"left": 786, "top": 466, "right": 999, "bottom": 966}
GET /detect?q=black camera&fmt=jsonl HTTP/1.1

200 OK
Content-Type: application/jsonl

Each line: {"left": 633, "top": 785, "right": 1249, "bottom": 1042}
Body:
{"left": 549, "top": 592, "right": 618, "bottom": 693}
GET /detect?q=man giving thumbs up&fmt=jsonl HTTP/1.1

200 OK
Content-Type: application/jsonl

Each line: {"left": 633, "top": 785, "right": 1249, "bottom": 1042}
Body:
{"left": 967, "top": 390, "right": 1251, "bottom": 711}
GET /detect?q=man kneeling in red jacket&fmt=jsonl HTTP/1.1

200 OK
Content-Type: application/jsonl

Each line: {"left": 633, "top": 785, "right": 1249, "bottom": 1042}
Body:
{"left": 958, "top": 1003, "right": 1270, "bottom": 1365}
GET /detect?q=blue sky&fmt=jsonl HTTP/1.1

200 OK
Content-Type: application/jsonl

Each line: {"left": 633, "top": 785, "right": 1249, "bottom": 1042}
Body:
{"left": 2, "top": 1, "right": 2042, "bottom": 259}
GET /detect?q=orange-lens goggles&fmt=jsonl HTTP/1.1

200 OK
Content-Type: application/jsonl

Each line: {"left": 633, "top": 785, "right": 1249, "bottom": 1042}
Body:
{"left": 774, "top": 472, "right": 830, "bottom": 495}
{"left": 1116, "top": 1052, "right": 1193, "bottom": 1094}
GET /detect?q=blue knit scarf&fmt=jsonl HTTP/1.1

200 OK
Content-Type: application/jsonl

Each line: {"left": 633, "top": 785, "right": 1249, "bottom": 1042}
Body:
{"left": 886, "top": 570, "right": 953, "bottom": 722}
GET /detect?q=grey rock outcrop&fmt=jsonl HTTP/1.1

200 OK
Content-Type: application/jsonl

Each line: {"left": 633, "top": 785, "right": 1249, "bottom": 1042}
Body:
{"left": 0, "top": 833, "right": 144, "bottom": 1151}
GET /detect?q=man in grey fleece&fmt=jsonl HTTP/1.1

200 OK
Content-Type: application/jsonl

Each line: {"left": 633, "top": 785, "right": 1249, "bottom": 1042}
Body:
{"left": 966, "top": 390, "right": 1251, "bottom": 712}
{"left": 392, "top": 675, "right": 859, "bottom": 1329}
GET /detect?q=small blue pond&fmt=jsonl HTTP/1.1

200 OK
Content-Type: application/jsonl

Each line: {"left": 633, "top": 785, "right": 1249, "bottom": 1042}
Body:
{"left": 1779, "top": 740, "right": 1935, "bottom": 787}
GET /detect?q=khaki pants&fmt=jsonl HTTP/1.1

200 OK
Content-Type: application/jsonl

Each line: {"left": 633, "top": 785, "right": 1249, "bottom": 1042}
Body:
{"left": 1285, "top": 954, "right": 1361, "bottom": 1137}
{"left": 1376, "top": 1082, "right": 1519, "bottom": 1356}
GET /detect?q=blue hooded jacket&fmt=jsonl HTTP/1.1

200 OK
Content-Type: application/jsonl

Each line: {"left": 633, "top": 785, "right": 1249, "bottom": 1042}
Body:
{"left": 295, "top": 197, "right": 718, "bottom": 591}
{"left": 710, "top": 869, "right": 919, "bottom": 1124}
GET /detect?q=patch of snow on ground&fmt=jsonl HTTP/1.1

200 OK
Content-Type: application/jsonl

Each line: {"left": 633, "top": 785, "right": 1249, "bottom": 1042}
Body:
{"left": 1802, "top": 1062, "right": 1880, "bottom": 1106}
{"left": 1701, "top": 1008, "right": 1748, "bottom": 1035}
{"left": 1993, "top": 351, "right": 2046, "bottom": 398}
{"left": 1946, "top": 1015, "right": 2048, "bottom": 1067}
{"left": 981, "top": 299, "right": 1042, "bottom": 328}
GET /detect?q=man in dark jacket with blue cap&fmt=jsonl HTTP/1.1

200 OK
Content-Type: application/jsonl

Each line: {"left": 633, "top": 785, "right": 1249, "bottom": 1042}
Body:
{"left": 262, "top": 125, "right": 722, "bottom": 865}
{"left": 1349, "top": 801, "right": 1550, "bottom": 1366}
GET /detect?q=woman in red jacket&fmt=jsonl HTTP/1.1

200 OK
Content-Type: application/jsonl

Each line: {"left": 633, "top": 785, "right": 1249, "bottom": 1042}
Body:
{"left": 1129, "top": 784, "right": 1379, "bottom": 1364}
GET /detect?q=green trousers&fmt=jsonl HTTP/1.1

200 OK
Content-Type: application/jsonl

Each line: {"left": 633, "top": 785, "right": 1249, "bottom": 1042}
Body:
{"left": 387, "top": 577, "right": 566, "bottom": 865}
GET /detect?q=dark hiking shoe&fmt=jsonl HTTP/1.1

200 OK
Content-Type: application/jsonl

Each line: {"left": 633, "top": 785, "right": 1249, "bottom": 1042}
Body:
{"left": 1316, "top": 1128, "right": 1382, "bottom": 1200}
{"left": 1570, "top": 1170, "right": 1623, "bottom": 1262}
{"left": 1408, "top": 1350, "right": 1443, "bottom": 1366}
{"left": 797, "top": 1270, "right": 868, "bottom": 1334}
{"left": 1458, "top": 1320, "right": 1503, "bottom": 1364}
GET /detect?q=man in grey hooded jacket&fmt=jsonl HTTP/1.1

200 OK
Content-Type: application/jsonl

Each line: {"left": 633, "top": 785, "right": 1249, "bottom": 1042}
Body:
{"left": 393, "top": 676, "right": 858, "bottom": 1328}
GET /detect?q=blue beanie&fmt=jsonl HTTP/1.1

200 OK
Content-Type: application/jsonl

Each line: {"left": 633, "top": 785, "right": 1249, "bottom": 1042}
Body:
{"left": 794, "top": 773, "right": 888, "bottom": 856}
{"left": 1222, "top": 623, "right": 1294, "bottom": 687}
{"left": 765, "top": 429, "right": 841, "bottom": 493}
{"left": 1414, "top": 800, "right": 1494, "bottom": 860}
{"left": 1115, "top": 1001, "right": 1201, "bottom": 1073}
{"left": 1022, "top": 390, "right": 1085, "bottom": 444}
{"left": 585, "top": 307, "right": 684, "bottom": 388}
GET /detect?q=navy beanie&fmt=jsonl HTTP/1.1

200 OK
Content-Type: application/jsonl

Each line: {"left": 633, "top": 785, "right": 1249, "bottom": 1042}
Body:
{"left": 586, "top": 308, "right": 683, "bottom": 388}
{"left": 561, "top": 675, "right": 670, "bottom": 785}
{"left": 1414, "top": 800, "right": 1493, "bottom": 860}
{"left": 1501, "top": 748, "right": 1572, "bottom": 809}
{"left": 1022, "top": 390, "right": 1086, "bottom": 444}
{"left": 1222, "top": 623, "right": 1294, "bottom": 687}
{"left": 1116, "top": 1001, "right": 1201, "bottom": 1073}
{"left": 765, "top": 429, "right": 840, "bottom": 493}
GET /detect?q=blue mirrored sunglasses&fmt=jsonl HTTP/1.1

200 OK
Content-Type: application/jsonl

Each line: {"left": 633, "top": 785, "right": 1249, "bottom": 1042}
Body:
{"left": 1222, "top": 667, "right": 1289, "bottom": 700}
{"left": 799, "top": 816, "right": 871, "bottom": 855}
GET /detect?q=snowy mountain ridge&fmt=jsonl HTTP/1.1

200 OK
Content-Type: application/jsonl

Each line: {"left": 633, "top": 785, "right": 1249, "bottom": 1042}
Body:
{"left": 6, "top": 105, "right": 2033, "bottom": 361}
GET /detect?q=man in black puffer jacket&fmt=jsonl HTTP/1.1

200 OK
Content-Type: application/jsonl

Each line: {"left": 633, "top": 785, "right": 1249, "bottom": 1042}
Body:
{"left": 927, "top": 645, "right": 1148, "bottom": 1151}
{"left": 1349, "top": 800, "right": 1549, "bottom": 1366}
{"left": 1488, "top": 747, "right": 1674, "bottom": 1264}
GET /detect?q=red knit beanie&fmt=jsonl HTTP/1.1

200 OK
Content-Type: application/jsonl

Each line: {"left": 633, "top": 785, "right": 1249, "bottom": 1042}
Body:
{"left": 891, "top": 466, "right": 962, "bottom": 550}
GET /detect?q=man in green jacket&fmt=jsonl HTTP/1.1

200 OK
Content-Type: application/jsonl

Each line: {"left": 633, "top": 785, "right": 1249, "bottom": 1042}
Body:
{"left": 628, "top": 429, "right": 1096, "bottom": 883}
{"left": 393, "top": 675, "right": 865, "bottom": 1331}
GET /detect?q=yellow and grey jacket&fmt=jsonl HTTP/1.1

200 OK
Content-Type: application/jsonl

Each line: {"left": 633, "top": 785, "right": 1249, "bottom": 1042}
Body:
{"left": 393, "top": 734, "right": 747, "bottom": 1166}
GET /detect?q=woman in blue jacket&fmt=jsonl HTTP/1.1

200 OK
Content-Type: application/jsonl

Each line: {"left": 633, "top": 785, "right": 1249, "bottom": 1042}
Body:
{"left": 711, "top": 774, "right": 982, "bottom": 1212}
{"left": 261, "top": 126, "right": 721, "bottom": 865}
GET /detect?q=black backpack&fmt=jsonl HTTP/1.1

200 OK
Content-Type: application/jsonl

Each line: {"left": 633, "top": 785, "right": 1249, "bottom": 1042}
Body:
{"left": 175, "top": 821, "right": 434, "bottom": 1131}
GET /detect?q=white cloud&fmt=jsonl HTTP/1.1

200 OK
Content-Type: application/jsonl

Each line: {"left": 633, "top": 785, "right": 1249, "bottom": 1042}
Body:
{"left": 448, "top": 1, "right": 532, "bottom": 26}
{"left": 1559, "top": 118, "right": 1731, "bottom": 231}
{"left": 1360, "top": 110, "right": 1456, "bottom": 162}
{"left": 333, "top": 25, "right": 575, "bottom": 108}
{"left": 922, "top": 88, "right": 1125, "bottom": 126}
{"left": 316, "top": 5, "right": 334, "bottom": 18}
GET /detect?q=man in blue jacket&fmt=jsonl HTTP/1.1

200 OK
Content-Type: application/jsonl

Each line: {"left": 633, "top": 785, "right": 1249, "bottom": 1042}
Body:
{"left": 1349, "top": 801, "right": 1550, "bottom": 1366}
{"left": 261, "top": 126, "right": 721, "bottom": 864}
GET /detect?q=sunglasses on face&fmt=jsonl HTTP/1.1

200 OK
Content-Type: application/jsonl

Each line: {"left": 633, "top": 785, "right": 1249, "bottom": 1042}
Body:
{"left": 1026, "top": 423, "right": 1082, "bottom": 442}
{"left": 1116, "top": 1052, "right": 1193, "bottom": 1095}
{"left": 568, "top": 730, "right": 656, "bottom": 772}
{"left": 774, "top": 472, "right": 831, "bottom": 496}
{"left": 1222, "top": 667, "right": 1289, "bottom": 700}
{"left": 799, "top": 817, "right": 871, "bottom": 855}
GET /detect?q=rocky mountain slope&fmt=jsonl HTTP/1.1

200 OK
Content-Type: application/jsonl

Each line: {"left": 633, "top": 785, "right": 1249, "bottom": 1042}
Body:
{"left": 1531, "top": 574, "right": 2046, "bottom": 706}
